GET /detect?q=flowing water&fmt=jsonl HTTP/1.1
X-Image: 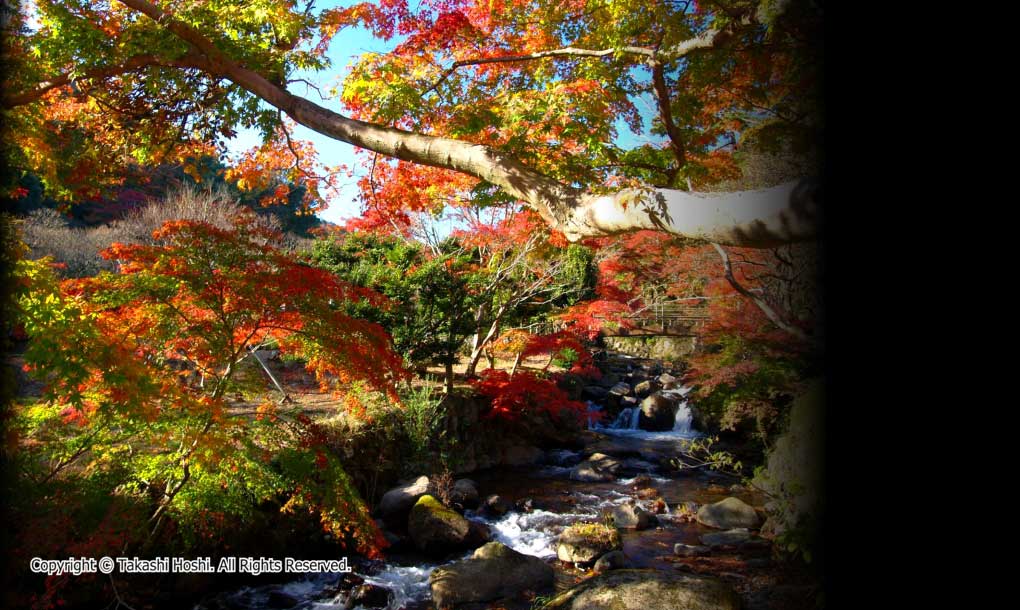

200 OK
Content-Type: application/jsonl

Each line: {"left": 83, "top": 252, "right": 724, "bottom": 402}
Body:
{"left": 199, "top": 389, "right": 757, "bottom": 610}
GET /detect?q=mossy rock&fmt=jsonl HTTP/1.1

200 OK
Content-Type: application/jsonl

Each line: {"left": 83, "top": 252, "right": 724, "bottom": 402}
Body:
{"left": 556, "top": 522, "right": 622, "bottom": 564}
{"left": 430, "top": 542, "right": 554, "bottom": 608}
{"left": 541, "top": 569, "right": 740, "bottom": 610}
{"left": 407, "top": 494, "right": 471, "bottom": 556}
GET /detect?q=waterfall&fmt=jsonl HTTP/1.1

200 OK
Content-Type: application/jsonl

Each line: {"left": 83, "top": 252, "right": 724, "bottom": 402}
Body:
{"left": 607, "top": 407, "right": 639, "bottom": 430}
{"left": 672, "top": 399, "right": 692, "bottom": 434}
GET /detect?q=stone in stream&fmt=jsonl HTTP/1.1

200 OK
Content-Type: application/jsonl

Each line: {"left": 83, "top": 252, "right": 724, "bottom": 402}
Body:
{"left": 407, "top": 494, "right": 473, "bottom": 556}
{"left": 540, "top": 569, "right": 740, "bottom": 610}
{"left": 481, "top": 494, "right": 512, "bottom": 517}
{"left": 593, "top": 550, "right": 629, "bottom": 573}
{"left": 556, "top": 522, "right": 622, "bottom": 565}
{"left": 376, "top": 475, "right": 430, "bottom": 527}
{"left": 429, "top": 542, "right": 554, "bottom": 608}
{"left": 608, "top": 382, "right": 632, "bottom": 397}
{"left": 465, "top": 520, "right": 494, "bottom": 547}
{"left": 696, "top": 497, "right": 762, "bottom": 530}
{"left": 674, "top": 543, "right": 712, "bottom": 557}
{"left": 634, "top": 379, "right": 661, "bottom": 397}
{"left": 700, "top": 528, "right": 752, "bottom": 547}
{"left": 583, "top": 385, "right": 609, "bottom": 400}
{"left": 450, "top": 478, "right": 479, "bottom": 509}
{"left": 515, "top": 497, "right": 535, "bottom": 512}
{"left": 344, "top": 583, "right": 391, "bottom": 609}
{"left": 569, "top": 453, "right": 622, "bottom": 482}
{"left": 638, "top": 393, "right": 678, "bottom": 431}
{"left": 658, "top": 373, "right": 679, "bottom": 386}
{"left": 611, "top": 501, "right": 657, "bottom": 530}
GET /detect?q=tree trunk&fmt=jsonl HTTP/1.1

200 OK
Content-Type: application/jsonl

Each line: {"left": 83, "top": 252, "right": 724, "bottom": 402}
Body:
{"left": 85, "top": 1, "right": 820, "bottom": 249}
{"left": 510, "top": 352, "right": 523, "bottom": 377}
{"left": 444, "top": 360, "right": 454, "bottom": 394}
{"left": 466, "top": 313, "right": 504, "bottom": 377}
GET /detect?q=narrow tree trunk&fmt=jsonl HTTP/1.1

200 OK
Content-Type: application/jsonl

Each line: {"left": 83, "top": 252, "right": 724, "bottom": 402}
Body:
{"left": 466, "top": 313, "right": 504, "bottom": 377}
{"left": 250, "top": 348, "right": 291, "bottom": 403}
{"left": 444, "top": 360, "right": 455, "bottom": 394}
{"left": 510, "top": 352, "right": 524, "bottom": 377}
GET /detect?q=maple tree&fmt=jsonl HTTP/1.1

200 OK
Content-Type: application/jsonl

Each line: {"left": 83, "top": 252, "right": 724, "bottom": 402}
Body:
{"left": 8, "top": 212, "right": 404, "bottom": 580}
{"left": 3, "top": 0, "right": 822, "bottom": 246}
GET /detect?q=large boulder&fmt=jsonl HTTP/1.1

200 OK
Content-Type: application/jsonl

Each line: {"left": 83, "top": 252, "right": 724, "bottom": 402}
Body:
{"left": 638, "top": 393, "right": 677, "bottom": 431}
{"left": 541, "top": 569, "right": 740, "bottom": 610}
{"left": 696, "top": 497, "right": 762, "bottom": 530}
{"left": 376, "top": 475, "right": 430, "bottom": 527}
{"left": 611, "top": 502, "right": 657, "bottom": 530}
{"left": 429, "top": 542, "right": 554, "bottom": 608}
{"left": 556, "top": 523, "right": 622, "bottom": 565}
{"left": 407, "top": 495, "right": 472, "bottom": 556}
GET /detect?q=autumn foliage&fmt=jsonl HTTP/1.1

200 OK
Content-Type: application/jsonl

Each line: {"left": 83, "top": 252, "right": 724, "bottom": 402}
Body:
{"left": 472, "top": 369, "right": 587, "bottom": 424}
{"left": 10, "top": 213, "right": 407, "bottom": 595}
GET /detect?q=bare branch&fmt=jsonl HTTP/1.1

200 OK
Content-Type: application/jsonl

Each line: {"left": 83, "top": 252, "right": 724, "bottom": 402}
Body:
{"left": 711, "top": 242, "right": 810, "bottom": 342}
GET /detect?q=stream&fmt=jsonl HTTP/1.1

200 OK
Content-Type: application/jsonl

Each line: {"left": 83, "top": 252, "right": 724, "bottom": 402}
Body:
{"left": 198, "top": 389, "right": 762, "bottom": 610}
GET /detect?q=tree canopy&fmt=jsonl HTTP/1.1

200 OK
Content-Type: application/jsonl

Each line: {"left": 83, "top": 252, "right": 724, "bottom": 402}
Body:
{"left": 3, "top": 0, "right": 823, "bottom": 246}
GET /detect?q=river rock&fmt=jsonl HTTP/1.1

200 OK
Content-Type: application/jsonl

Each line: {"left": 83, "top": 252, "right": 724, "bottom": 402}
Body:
{"left": 674, "top": 543, "right": 711, "bottom": 557}
{"left": 556, "top": 523, "right": 622, "bottom": 565}
{"left": 612, "top": 502, "right": 656, "bottom": 530}
{"left": 481, "top": 494, "right": 512, "bottom": 517}
{"left": 609, "top": 382, "right": 632, "bottom": 397}
{"left": 639, "top": 393, "right": 677, "bottom": 431}
{"left": 377, "top": 475, "right": 430, "bottom": 526}
{"left": 429, "top": 542, "right": 554, "bottom": 608}
{"left": 583, "top": 385, "right": 609, "bottom": 400}
{"left": 465, "top": 520, "right": 493, "bottom": 547}
{"left": 700, "top": 528, "right": 752, "bottom": 547}
{"left": 570, "top": 453, "right": 622, "bottom": 482}
{"left": 451, "top": 479, "right": 480, "bottom": 508}
{"left": 593, "top": 550, "right": 629, "bottom": 573}
{"left": 696, "top": 497, "right": 761, "bottom": 530}
{"left": 541, "top": 569, "right": 740, "bottom": 610}
{"left": 344, "top": 584, "right": 391, "bottom": 609}
{"left": 658, "top": 373, "right": 679, "bottom": 386}
{"left": 407, "top": 495, "right": 472, "bottom": 556}
{"left": 633, "top": 379, "right": 661, "bottom": 397}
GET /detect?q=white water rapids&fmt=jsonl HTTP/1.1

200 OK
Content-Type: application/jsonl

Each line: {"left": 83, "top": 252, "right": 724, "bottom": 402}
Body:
{"left": 201, "top": 389, "right": 704, "bottom": 610}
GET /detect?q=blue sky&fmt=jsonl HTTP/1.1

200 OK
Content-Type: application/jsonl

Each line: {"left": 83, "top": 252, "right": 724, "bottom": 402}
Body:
{"left": 224, "top": 2, "right": 394, "bottom": 225}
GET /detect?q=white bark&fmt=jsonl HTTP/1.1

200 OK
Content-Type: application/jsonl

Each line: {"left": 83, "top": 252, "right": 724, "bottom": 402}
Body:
{"left": 565, "top": 181, "right": 818, "bottom": 247}
{"left": 37, "top": 0, "right": 820, "bottom": 249}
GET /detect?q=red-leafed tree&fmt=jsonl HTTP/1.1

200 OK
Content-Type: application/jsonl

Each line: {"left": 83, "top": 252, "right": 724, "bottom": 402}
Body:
{"left": 10, "top": 211, "right": 404, "bottom": 591}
